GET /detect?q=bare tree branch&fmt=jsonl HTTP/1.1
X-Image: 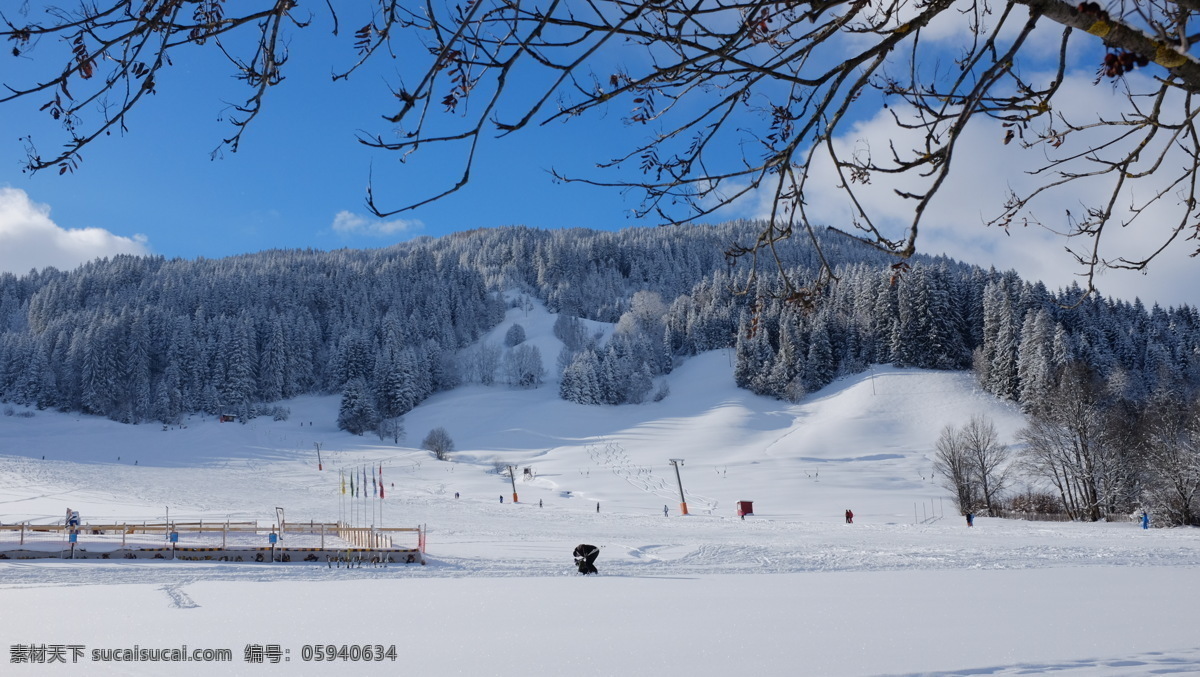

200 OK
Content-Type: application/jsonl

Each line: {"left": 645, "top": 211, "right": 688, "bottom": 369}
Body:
{"left": 3, "top": 0, "right": 1200, "bottom": 303}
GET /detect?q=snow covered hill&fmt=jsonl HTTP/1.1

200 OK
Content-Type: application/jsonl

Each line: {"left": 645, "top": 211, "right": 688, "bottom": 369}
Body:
{"left": 1, "top": 294, "right": 1031, "bottom": 528}
{"left": 2, "top": 298, "right": 1199, "bottom": 677}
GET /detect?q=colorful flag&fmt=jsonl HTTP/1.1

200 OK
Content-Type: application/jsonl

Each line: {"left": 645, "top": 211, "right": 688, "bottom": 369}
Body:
{"left": 379, "top": 464, "right": 385, "bottom": 499}
{"left": 340, "top": 469, "right": 346, "bottom": 495}
{"left": 350, "top": 472, "right": 355, "bottom": 498}
{"left": 372, "top": 472, "right": 377, "bottom": 498}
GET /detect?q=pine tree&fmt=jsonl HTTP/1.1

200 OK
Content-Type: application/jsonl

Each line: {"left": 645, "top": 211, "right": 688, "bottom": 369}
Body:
{"left": 258, "top": 315, "right": 287, "bottom": 403}
{"left": 563, "top": 349, "right": 603, "bottom": 405}
{"left": 1017, "top": 310, "right": 1054, "bottom": 413}
{"left": 891, "top": 266, "right": 927, "bottom": 368}
{"left": 626, "top": 361, "right": 654, "bottom": 404}
{"left": 802, "top": 317, "right": 834, "bottom": 392}
{"left": 982, "top": 281, "right": 1020, "bottom": 400}
{"left": 767, "top": 321, "right": 800, "bottom": 399}
{"left": 337, "top": 377, "right": 380, "bottom": 436}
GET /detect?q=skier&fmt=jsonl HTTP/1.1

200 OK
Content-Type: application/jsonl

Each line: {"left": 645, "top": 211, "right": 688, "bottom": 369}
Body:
{"left": 539, "top": 499, "right": 543, "bottom": 508}
{"left": 663, "top": 505, "right": 669, "bottom": 517}
{"left": 845, "top": 509, "right": 853, "bottom": 524}
{"left": 966, "top": 512, "right": 974, "bottom": 527}
{"left": 1141, "top": 511, "right": 1149, "bottom": 529}
{"left": 573, "top": 544, "right": 599, "bottom": 575}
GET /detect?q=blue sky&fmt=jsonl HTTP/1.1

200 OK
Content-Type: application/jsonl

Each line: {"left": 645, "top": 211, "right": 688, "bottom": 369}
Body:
{"left": 1, "top": 6, "right": 1197, "bottom": 308}
{"left": 0, "top": 14, "right": 650, "bottom": 261}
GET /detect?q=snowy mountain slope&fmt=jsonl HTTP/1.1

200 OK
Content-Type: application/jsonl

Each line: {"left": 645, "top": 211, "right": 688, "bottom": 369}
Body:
{"left": 3, "top": 298, "right": 1200, "bottom": 676}
{"left": 0, "top": 293, "right": 1134, "bottom": 536}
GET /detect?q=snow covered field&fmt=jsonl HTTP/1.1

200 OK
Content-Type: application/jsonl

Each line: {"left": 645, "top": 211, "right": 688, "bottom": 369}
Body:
{"left": 2, "top": 299, "right": 1199, "bottom": 676}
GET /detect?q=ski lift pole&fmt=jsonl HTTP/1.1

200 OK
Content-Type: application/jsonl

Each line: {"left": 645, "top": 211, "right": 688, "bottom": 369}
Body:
{"left": 507, "top": 465, "right": 519, "bottom": 504}
{"left": 669, "top": 459, "right": 688, "bottom": 516}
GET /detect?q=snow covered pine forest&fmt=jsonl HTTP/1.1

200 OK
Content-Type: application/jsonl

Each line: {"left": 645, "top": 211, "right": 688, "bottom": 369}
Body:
{"left": 2, "top": 221, "right": 1199, "bottom": 525}
{"left": 2, "top": 221, "right": 1200, "bottom": 676}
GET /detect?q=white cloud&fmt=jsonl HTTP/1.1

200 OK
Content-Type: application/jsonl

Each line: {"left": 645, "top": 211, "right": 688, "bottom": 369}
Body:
{"left": 331, "top": 210, "right": 423, "bottom": 238}
{"left": 721, "top": 70, "right": 1200, "bottom": 308}
{"left": 0, "top": 187, "right": 151, "bottom": 275}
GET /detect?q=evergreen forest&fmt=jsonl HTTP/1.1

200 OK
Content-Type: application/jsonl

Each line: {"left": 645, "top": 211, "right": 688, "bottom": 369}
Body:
{"left": 1, "top": 222, "right": 1198, "bottom": 523}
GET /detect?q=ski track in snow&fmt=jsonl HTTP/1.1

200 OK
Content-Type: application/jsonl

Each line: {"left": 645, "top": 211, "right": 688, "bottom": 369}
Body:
{"left": 160, "top": 581, "right": 199, "bottom": 609}
{"left": 3, "top": 511, "right": 1198, "bottom": 587}
{"left": 881, "top": 646, "right": 1200, "bottom": 677}
{"left": 586, "top": 440, "right": 720, "bottom": 513}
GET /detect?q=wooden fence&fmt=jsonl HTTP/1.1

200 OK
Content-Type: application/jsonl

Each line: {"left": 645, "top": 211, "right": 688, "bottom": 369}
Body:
{"left": 0, "top": 520, "right": 426, "bottom": 554}
{"left": 991, "top": 510, "right": 1136, "bottom": 523}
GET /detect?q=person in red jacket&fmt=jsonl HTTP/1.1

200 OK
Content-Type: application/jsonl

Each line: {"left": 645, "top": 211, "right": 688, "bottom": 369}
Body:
{"left": 845, "top": 509, "right": 854, "bottom": 524}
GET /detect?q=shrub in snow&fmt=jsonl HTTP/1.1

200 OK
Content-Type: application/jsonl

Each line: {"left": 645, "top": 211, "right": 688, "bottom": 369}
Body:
{"left": 505, "top": 323, "right": 526, "bottom": 347}
{"left": 504, "top": 344, "right": 545, "bottom": 388}
{"left": 423, "top": 427, "right": 455, "bottom": 460}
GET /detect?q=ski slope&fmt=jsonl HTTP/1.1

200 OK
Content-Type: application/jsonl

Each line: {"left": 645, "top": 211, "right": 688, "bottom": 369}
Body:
{"left": 1, "top": 297, "right": 1199, "bottom": 676}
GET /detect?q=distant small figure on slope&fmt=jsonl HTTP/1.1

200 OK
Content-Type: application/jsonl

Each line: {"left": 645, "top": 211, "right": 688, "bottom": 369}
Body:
{"left": 845, "top": 509, "right": 853, "bottom": 524}
{"left": 573, "top": 544, "right": 599, "bottom": 575}
{"left": 966, "top": 513, "right": 974, "bottom": 527}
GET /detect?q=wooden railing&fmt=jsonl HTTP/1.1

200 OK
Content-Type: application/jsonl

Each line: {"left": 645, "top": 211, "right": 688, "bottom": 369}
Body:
{"left": 0, "top": 521, "right": 425, "bottom": 552}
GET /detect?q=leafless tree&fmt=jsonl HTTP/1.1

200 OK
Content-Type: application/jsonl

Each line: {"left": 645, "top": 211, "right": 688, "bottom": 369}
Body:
{"left": 466, "top": 340, "right": 502, "bottom": 386}
{"left": 4, "top": 1, "right": 1200, "bottom": 301}
{"left": 933, "top": 422, "right": 978, "bottom": 514}
{"left": 1017, "top": 363, "right": 1128, "bottom": 520}
{"left": 1140, "top": 395, "right": 1200, "bottom": 526}
{"left": 376, "top": 416, "right": 405, "bottom": 444}
{"left": 421, "top": 425, "right": 454, "bottom": 460}
{"left": 959, "top": 414, "right": 1013, "bottom": 515}
{"left": 934, "top": 413, "right": 1012, "bottom": 514}
{"left": 503, "top": 343, "right": 545, "bottom": 387}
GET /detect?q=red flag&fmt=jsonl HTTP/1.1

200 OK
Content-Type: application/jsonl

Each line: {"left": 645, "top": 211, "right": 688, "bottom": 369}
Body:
{"left": 379, "top": 464, "right": 385, "bottom": 499}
